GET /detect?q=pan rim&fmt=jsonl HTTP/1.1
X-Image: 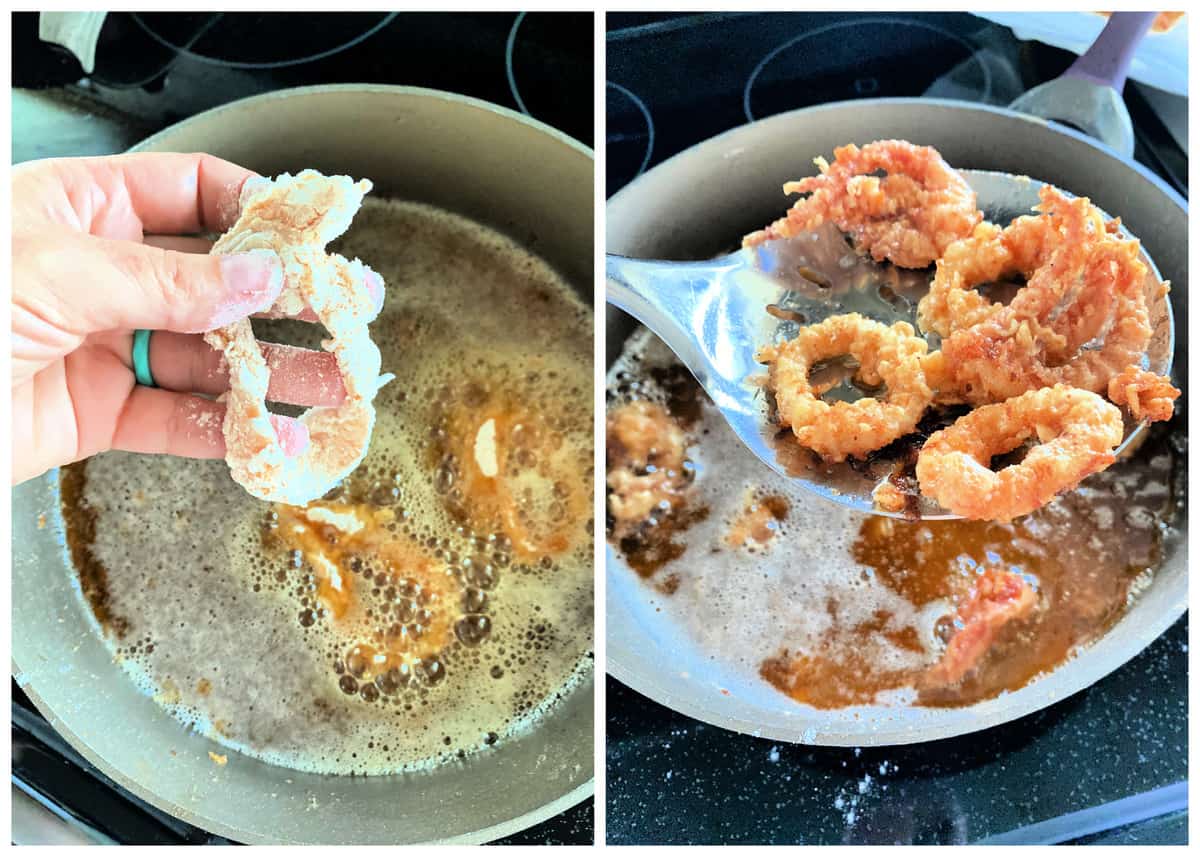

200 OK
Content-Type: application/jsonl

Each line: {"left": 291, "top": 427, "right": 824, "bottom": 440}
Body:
{"left": 13, "top": 669, "right": 594, "bottom": 845}
{"left": 606, "top": 96, "right": 1186, "bottom": 214}
{"left": 134, "top": 82, "right": 596, "bottom": 161}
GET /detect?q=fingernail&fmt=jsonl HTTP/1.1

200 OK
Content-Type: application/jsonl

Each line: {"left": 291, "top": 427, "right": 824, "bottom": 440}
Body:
{"left": 212, "top": 249, "right": 284, "bottom": 327}
{"left": 365, "top": 268, "right": 385, "bottom": 312}
{"left": 270, "top": 415, "right": 311, "bottom": 457}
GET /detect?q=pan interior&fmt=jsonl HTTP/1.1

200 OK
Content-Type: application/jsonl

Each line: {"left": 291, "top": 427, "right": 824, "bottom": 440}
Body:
{"left": 56, "top": 196, "right": 594, "bottom": 777}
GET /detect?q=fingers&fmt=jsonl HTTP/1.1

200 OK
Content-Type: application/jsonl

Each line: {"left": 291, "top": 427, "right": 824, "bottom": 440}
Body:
{"left": 110, "top": 388, "right": 310, "bottom": 459}
{"left": 32, "top": 233, "right": 285, "bottom": 335}
{"left": 142, "top": 235, "right": 214, "bottom": 254}
{"left": 148, "top": 332, "right": 347, "bottom": 407}
{"left": 139, "top": 238, "right": 385, "bottom": 324}
{"left": 64, "top": 152, "right": 257, "bottom": 236}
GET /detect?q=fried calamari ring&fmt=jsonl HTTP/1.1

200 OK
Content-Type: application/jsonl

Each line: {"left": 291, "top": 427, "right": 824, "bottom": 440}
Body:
{"left": 918, "top": 186, "right": 1105, "bottom": 341}
{"left": 939, "top": 228, "right": 1151, "bottom": 404}
{"left": 923, "top": 568, "right": 1037, "bottom": 687}
{"left": 204, "top": 170, "right": 390, "bottom": 505}
{"left": 915, "top": 385, "right": 1123, "bottom": 521}
{"left": 756, "top": 313, "right": 932, "bottom": 461}
{"left": 1108, "top": 367, "right": 1180, "bottom": 423}
{"left": 744, "top": 140, "right": 982, "bottom": 269}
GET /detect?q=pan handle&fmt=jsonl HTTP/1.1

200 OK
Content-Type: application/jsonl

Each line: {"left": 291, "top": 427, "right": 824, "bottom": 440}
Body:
{"left": 1065, "top": 11, "right": 1156, "bottom": 93}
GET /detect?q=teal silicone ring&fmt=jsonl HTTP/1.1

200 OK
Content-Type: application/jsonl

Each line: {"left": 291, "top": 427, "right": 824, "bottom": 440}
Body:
{"left": 131, "top": 329, "right": 155, "bottom": 387}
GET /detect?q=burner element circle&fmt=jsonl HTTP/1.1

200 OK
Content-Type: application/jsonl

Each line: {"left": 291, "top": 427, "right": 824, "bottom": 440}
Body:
{"left": 606, "top": 81, "right": 655, "bottom": 192}
{"left": 743, "top": 17, "right": 990, "bottom": 122}
{"left": 130, "top": 12, "right": 398, "bottom": 70}
{"left": 506, "top": 11, "right": 531, "bottom": 116}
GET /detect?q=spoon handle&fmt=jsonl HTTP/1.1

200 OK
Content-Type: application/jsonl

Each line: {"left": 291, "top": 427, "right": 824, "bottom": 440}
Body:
{"left": 1065, "top": 11, "right": 1155, "bottom": 93}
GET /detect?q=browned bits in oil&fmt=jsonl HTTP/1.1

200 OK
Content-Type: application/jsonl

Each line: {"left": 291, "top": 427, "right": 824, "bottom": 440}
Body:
{"left": 610, "top": 331, "right": 1181, "bottom": 712}
{"left": 649, "top": 364, "right": 705, "bottom": 428}
{"left": 615, "top": 505, "right": 710, "bottom": 579}
{"left": 766, "top": 304, "right": 808, "bottom": 324}
{"left": 657, "top": 573, "right": 681, "bottom": 595}
{"left": 59, "top": 464, "right": 129, "bottom": 638}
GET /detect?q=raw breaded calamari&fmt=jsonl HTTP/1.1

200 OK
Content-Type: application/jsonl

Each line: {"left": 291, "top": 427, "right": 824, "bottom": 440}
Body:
{"left": 204, "top": 170, "right": 391, "bottom": 505}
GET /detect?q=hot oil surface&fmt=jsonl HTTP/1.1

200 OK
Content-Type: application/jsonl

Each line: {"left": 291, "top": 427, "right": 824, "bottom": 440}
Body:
{"left": 60, "top": 199, "right": 593, "bottom": 775}
{"left": 606, "top": 327, "right": 1182, "bottom": 710}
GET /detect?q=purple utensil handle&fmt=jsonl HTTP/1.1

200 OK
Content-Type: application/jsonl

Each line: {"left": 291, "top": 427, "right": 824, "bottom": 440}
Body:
{"left": 1065, "top": 11, "right": 1157, "bottom": 92}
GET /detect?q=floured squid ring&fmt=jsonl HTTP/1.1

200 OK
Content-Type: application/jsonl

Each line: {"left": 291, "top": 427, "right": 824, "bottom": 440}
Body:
{"left": 938, "top": 227, "right": 1151, "bottom": 405}
{"left": 204, "top": 170, "right": 391, "bottom": 505}
{"left": 917, "top": 186, "right": 1105, "bottom": 341}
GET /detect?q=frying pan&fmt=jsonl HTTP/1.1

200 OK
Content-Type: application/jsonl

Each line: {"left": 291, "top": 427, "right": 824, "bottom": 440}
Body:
{"left": 606, "top": 98, "right": 1187, "bottom": 745}
{"left": 13, "top": 85, "right": 593, "bottom": 844}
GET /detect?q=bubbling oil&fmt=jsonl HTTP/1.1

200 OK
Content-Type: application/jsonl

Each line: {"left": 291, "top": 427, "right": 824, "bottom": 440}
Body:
{"left": 60, "top": 199, "right": 593, "bottom": 775}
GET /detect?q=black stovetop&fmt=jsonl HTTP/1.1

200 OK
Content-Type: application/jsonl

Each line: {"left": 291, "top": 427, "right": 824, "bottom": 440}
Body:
{"left": 605, "top": 11, "right": 1187, "bottom": 846}
{"left": 606, "top": 11, "right": 1186, "bottom": 198}
{"left": 11, "top": 10, "right": 592, "bottom": 845}
{"left": 15, "top": 11, "right": 592, "bottom": 148}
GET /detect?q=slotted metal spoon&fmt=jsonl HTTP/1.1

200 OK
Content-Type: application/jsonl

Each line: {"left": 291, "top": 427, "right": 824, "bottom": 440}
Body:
{"left": 605, "top": 169, "right": 1174, "bottom": 519}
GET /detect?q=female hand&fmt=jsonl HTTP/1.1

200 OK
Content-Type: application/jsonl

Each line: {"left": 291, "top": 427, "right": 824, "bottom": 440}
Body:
{"left": 12, "top": 152, "right": 383, "bottom": 484}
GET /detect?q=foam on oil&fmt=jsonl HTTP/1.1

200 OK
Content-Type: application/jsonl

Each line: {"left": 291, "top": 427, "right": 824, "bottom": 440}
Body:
{"left": 607, "top": 328, "right": 934, "bottom": 681}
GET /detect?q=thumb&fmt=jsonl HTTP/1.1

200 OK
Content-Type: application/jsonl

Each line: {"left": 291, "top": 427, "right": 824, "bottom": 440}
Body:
{"left": 42, "top": 233, "right": 283, "bottom": 335}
